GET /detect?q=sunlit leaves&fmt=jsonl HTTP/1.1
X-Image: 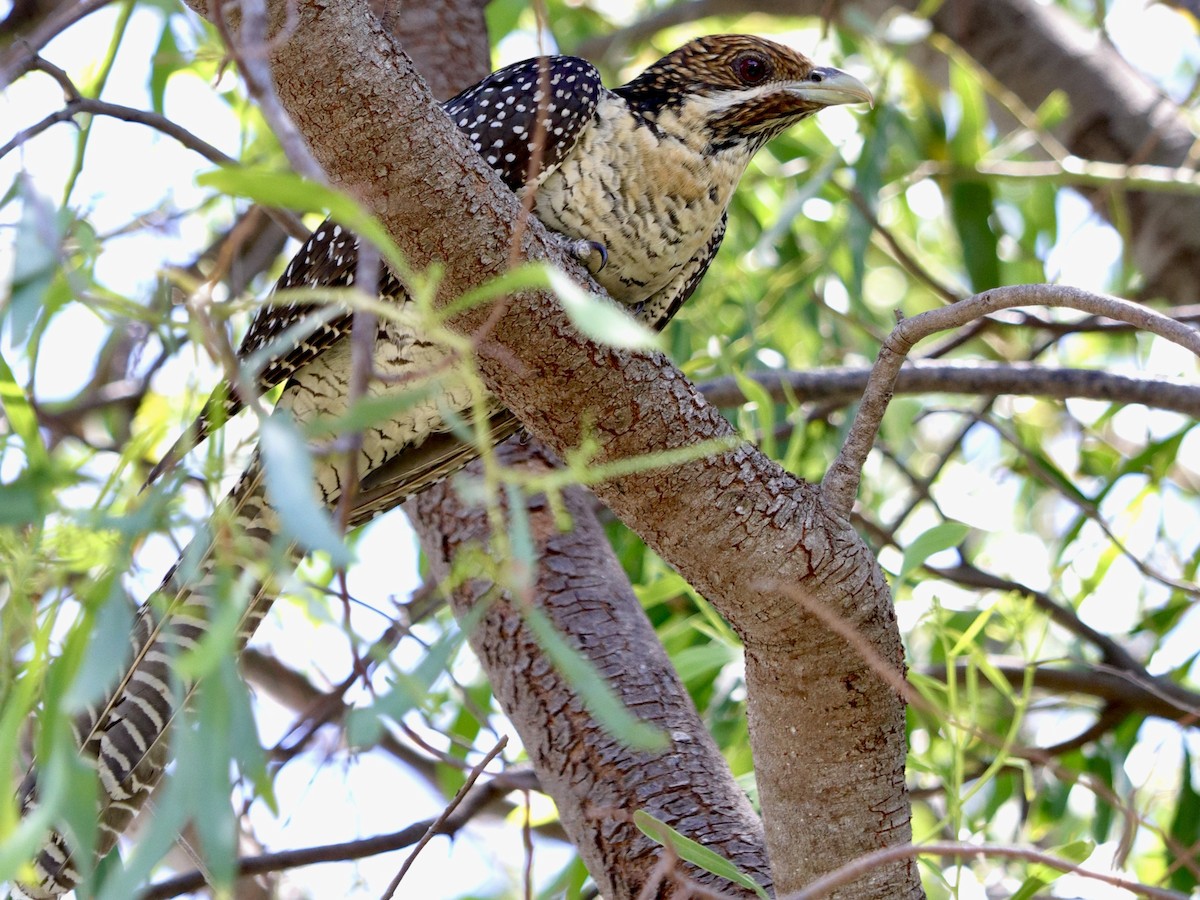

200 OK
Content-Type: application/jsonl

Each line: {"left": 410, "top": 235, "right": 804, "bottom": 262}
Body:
{"left": 897, "top": 520, "right": 970, "bottom": 583}
{"left": 258, "top": 414, "right": 352, "bottom": 568}
{"left": 545, "top": 268, "right": 662, "bottom": 351}
{"left": 1, "top": 2, "right": 1198, "bottom": 898}
{"left": 634, "top": 810, "right": 770, "bottom": 900}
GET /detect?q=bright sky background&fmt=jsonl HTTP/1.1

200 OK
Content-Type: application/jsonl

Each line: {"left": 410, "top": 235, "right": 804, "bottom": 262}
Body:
{"left": 2, "top": 1, "right": 1200, "bottom": 898}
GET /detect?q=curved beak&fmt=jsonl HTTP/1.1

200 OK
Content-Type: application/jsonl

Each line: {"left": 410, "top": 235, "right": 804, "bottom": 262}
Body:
{"left": 788, "top": 67, "right": 873, "bottom": 108}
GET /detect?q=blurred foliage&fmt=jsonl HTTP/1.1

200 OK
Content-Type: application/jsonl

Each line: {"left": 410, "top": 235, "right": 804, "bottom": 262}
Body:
{"left": 1, "top": 0, "right": 1199, "bottom": 897}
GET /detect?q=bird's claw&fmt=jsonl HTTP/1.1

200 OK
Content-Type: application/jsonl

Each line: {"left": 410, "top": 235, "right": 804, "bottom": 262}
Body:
{"left": 578, "top": 237, "right": 609, "bottom": 270}
{"left": 565, "top": 237, "right": 608, "bottom": 272}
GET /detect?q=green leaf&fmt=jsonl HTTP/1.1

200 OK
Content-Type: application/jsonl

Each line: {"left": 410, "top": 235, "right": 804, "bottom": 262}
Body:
{"left": 0, "top": 348, "right": 48, "bottom": 469}
{"left": 847, "top": 103, "right": 888, "bottom": 301}
{"left": 634, "top": 810, "right": 770, "bottom": 899}
{"left": 1082, "top": 753, "right": 1115, "bottom": 841}
{"left": 1010, "top": 840, "right": 1092, "bottom": 900}
{"left": 898, "top": 521, "right": 970, "bottom": 583}
{"left": 949, "top": 60, "right": 987, "bottom": 164}
{"left": 0, "top": 668, "right": 61, "bottom": 885}
{"left": 0, "top": 754, "right": 75, "bottom": 886}
{"left": 49, "top": 747, "right": 104, "bottom": 889}
{"left": 1034, "top": 89, "right": 1071, "bottom": 130}
{"left": 148, "top": 17, "right": 179, "bottom": 115}
{"left": 484, "top": 0, "right": 525, "bottom": 41}
{"left": 304, "top": 384, "right": 440, "bottom": 441}
{"left": 196, "top": 167, "right": 408, "bottom": 280}
{"left": 670, "top": 643, "right": 738, "bottom": 686}
{"left": 538, "top": 854, "right": 591, "bottom": 900}
{"left": 191, "top": 659, "right": 249, "bottom": 890}
{"left": 731, "top": 368, "right": 777, "bottom": 459}
{"left": 950, "top": 179, "right": 1001, "bottom": 292}
{"left": 523, "top": 607, "right": 666, "bottom": 751}
{"left": 5, "top": 180, "right": 61, "bottom": 343}
{"left": 346, "top": 628, "right": 464, "bottom": 747}
{"left": 438, "top": 261, "right": 557, "bottom": 319}
{"left": 63, "top": 581, "right": 134, "bottom": 709}
{"left": 0, "top": 476, "right": 47, "bottom": 526}
{"left": 1168, "top": 748, "right": 1200, "bottom": 893}
{"left": 505, "top": 483, "right": 536, "bottom": 589}
{"left": 172, "top": 573, "right": 247, "bottom": 681}
{"left": 545, "top": 268, "right": 662, "bottom": 351}
{"left": 258, "top": 415, "right": 352, "bottom": 568}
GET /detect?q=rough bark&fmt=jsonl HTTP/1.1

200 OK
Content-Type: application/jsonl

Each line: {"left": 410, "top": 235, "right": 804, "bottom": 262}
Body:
{"left": 391, "top": 5, "right": 774, "bottom": 896}
{"left": 410, "top": 441, "right": 772, "bottom": 899}
{"left": 370, "top": 0, "right": 490, "bottom": 101}
{"left": 179, "top": 0, "right": 917, "bottom": 895}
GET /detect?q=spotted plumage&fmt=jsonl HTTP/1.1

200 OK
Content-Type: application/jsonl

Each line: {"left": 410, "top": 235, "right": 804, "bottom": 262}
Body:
{"left": 19, "top": 35, "right": 870, "bottom": 898}
{"left": 146, "top": 38, "right": 869, "bottom": 487}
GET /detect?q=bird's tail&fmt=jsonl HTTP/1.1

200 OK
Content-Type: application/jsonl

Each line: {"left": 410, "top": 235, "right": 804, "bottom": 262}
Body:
{"left": 141, "top": 385, "right": 242, "bottom": 490}
{"left": 16, "top": 454, "right": 294, "bottom": 899}
{"left": 17, "top": 402, "right": 515, "bottom": 897}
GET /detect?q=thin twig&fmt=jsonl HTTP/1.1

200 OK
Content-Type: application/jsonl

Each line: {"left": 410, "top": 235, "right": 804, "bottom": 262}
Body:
{"left": 913, "top": 156, "right": 1200, "bottom": 196}
{"left": 139, "top": 766, "right": 537, "bottom": 900}
{"left": 822, "top": 285, "right": 1200, "bottom": 518}
{"left": 379, "top": 736, "right": 509, "bottom": 899}
{"left": 697, "top": 361, "right": 1200, "bottom": 419}
{"left": 0, "top": 0, "right": 114, "bottom": 86}
{"left": 334, "top": 243, "right": 380, "bottom": 530}
{"left": 1, "top": 95, "right": 235, "bottom": 164}
{"left": 219, "top": 0, "right": 325, "bottom": 182}
{"left": 782, "top": 841, "right": 1188, "bottom": 900}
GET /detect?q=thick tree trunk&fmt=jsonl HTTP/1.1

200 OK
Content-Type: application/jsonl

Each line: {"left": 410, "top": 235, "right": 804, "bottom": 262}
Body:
{"left": 180, "top": 0, "right": 919, "bottom": 894}
{"left": 409, "top": 441, "right": 772, "bottom": 898}
{"left": 390, "top": 6, "right": 773, "bottom": 896}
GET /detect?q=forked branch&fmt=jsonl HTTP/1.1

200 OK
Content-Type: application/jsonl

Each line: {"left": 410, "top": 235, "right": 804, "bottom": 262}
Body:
{"left": 822, "top": 284, "right": 1200, "bottom": 518}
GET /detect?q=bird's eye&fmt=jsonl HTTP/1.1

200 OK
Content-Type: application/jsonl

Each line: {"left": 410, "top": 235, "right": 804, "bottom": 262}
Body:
{"left": 733, "top": 53, "right": 770, "bottom": 85}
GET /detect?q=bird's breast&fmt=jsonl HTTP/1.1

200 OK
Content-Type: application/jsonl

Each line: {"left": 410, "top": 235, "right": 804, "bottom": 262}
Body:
{"left": 534, "top": 97, "right": 744, "bottom": 306}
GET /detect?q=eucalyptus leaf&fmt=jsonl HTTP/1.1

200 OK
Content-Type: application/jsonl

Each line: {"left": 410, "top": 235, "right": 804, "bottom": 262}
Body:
{"left": 545, "top": 267, "right": 661, "bottom": 351}
{"left": 6, "top": 181, "right": 61, "bottom": 343}
{"left": 258, "top": 415, "right": 352, "bottom": 568}
{"left": 524, "top": 606, "right": 666, "bottom": 751}
{"left": 898, "top": 521, "right": 970, "bottom": 583}
{"left": 634, "top": 810, "right": 770, "bottom": 899}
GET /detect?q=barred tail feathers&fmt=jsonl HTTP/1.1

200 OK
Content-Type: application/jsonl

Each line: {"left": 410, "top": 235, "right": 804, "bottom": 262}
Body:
{"left": 18, "top": 457, "right": 296, "bottom": 897}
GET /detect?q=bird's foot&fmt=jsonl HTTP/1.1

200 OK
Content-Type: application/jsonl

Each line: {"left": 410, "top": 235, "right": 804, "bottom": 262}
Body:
{"left": 554, "top": 235, "right": 608, "bottom": 272}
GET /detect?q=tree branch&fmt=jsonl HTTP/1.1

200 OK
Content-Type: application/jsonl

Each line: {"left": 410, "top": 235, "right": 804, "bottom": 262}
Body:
{"left": 0, "top": 95, "right": 236, "bottom": 165}
{"left": 784, "top": 841, "right": 1189, "bottom": 900}
{"left": 137, "top": 768, "right": 540, "bottom": 900}
{"left": 698, "top": 360, "right": 1200, "bottom": 419}
{"left": 938, "top": 659, "right": 1200, "bottom": 727}
{"left": 0, "top": 0, "right": 114, "bottom": 85}
{"left": 408, "top": 440, "right": 773, "bottom": 899}
{"left": 823, "top": 284, "right": 1200, "bottom": 517}
{"left": 172, "top": 1, "right": 915, "bottom": 893}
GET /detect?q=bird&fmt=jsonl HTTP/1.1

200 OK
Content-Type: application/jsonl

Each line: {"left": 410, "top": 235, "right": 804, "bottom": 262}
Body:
{"left": 15, "top": 34, "right": 870, "bottom": 898}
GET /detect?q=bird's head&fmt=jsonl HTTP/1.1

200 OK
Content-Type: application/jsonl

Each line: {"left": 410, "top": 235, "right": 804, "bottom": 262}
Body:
{"left": 615, "top": 34, "right": 872, "bottom": 154}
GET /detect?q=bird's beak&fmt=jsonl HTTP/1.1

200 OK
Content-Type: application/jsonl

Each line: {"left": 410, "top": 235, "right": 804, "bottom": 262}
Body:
{"left": 788, "top": 67, "right": 873, "bottom": 108}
